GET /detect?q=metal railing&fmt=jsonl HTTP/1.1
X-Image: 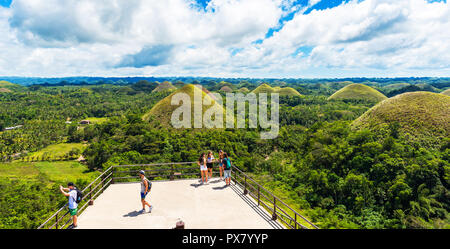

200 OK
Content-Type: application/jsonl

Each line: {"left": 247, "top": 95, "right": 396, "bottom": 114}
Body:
{"left": 37, "top": 166, "right": 114, "bottom": 229}
{"left": 38, "top": 161, "right": 318, "bottom": 229}
{"left": 111, "top": 162, "right": 198, "bottom": 183}
{"left": 231, "top": 166, "right": 318, "bottom": 229}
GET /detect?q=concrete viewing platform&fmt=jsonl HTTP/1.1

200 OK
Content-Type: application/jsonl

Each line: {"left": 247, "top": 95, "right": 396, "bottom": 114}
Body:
{"left": 77, "top": 178, "right": 283, "bottom": 229}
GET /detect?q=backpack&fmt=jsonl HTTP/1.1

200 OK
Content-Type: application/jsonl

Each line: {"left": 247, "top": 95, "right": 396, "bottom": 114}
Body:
{"left": 145, "top": 178, "right": 152, "bottom": 192}
{"left": 225, "top": 158, "right": 232, "bottom": 170}
{"left": 75, "top": 188, "right": 83, "bottom": 204}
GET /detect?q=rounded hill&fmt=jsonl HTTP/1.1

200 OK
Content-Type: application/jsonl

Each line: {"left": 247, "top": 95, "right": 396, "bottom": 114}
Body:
{"left": 152, "top": 81, "right": 176, "bottom": 93}
{"left": 441, "top": 89, "right": 450, "bottom": 96}
{"left": 252, "top": 84, "right": 301, "bottom": 96}
{"left": 352, "top": 92, "right": 450, "bottom": 147}
{"left": 143, "top": 84, "right": 225, "bottom": 127}
{"left": 220, "top": 86, "right": 233, "bottom": 92}
{"left": 0, "top": 80, "right": 22, "bottom": 92}
{"left": 328, "top": 83, "right": 387, "bottom": 102}
{"left": 238, "top": 87, "right": 250, "bottom": 93}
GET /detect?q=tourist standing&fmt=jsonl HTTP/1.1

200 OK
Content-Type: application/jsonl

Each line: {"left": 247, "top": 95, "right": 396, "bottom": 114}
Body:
{"left": 198, "top": 153, "right": 208, "bottom": 184}
{"left": 206, "top": 151, "right": 215, "bottom": 179}
{"left": 218, "top": 150, "right": 224, "bottom": 180}
{"left": 59, "top": 182, "right": 79, "bottom": 229}
{"left": 222, "top": 153, "right": 232, "bottom": 186}
{"left": 139, "top": 170, "right": 153, "bottom": 213}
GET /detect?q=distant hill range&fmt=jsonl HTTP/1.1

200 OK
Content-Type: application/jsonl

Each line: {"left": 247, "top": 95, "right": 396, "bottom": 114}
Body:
{"left": 2, "top": 76, "right": 449, "bottom": 88}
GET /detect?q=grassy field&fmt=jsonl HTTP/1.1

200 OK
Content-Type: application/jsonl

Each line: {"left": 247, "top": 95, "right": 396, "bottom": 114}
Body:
{"left": 27, "top": 143, "right": 86, "bottom": 160}
{"left": 82, "top": 117, "right": 109, "bottom": 124}
{"left": 0, "top": 161, "right": 99, "bottom": 182}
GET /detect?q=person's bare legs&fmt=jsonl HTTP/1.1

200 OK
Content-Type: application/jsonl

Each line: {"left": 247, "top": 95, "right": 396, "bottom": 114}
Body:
{"left": 209, "top": 168, "right": 213, "bottom": 179}
{"left": 219, "top": 166, "right": 223, "bottom": 180}
{"left": 73, "top": 215, "right": 77, "bottom": 227}
{"left": 202, "top": 170, "right": 206, "bottom": 183}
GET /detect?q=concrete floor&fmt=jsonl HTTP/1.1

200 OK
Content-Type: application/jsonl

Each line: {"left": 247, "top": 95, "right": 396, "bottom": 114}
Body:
{"left": 76, "top": 178, "right": 283, "bottom": 229}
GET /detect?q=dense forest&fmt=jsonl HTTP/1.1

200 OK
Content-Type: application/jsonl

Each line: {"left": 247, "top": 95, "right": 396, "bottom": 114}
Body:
{"left": 0, "top": 78, "right": 449, "bottom": 229}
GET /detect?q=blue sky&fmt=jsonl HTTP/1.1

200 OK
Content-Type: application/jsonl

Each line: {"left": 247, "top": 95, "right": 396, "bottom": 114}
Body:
{"left": 0, "top": 0, "right": 449, "bottom": 78}
{"left": 0, "top": 0, "right": 11, "bottom": 8}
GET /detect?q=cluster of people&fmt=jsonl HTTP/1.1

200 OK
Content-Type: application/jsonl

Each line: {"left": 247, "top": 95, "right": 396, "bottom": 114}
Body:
{"left": 198, "top": 150, "right": 232, "bottom": 186}
{"left": 60, "top": 150, "right": 233, "bottom": 229}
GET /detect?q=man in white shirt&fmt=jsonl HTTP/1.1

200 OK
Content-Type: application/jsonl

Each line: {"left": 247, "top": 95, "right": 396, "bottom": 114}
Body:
{"left": 139, "top": 170, "right": 153, "bottom": 213}
{"left": 60, "top": 182, "right": 78, "bottom": 229}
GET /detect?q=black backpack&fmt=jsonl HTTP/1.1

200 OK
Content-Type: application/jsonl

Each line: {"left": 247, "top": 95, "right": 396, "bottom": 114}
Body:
{"left": 145, "top": 179, "right": 152, "bottom": 192}
{"left": 74, "top": 188, "right": 83, "bottom": 204}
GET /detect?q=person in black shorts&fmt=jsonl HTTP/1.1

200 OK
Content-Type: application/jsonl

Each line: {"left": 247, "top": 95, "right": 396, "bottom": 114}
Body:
{"left": 206, "top": 151, "right": 215, "bottom": 179}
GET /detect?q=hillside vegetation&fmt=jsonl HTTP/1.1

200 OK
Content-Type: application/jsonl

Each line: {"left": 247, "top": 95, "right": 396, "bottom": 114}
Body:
{"left": 328, "top": 83, "right": 387, "bottom": 102}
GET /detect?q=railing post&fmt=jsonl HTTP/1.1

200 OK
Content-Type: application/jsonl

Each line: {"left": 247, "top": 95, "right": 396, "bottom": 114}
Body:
{"left": 55, "top": 213, "right": 58, "bottom": 229}
{"left": 257, "top": 186, "right": 260, "bottom": 206}
{"left": 272, "top": 197, "right": 277, "bottom": 221}
{"left": 295, "top": 213, "right": 297, "bottom": 229}
{"left": 111, "top": 167, "right": 115, "bottom": 184}
{"left": 88, "top": 185, "right": 94, "bottom": 205}
{"left": 170, "top": 164, "right": 174, "bottom": 181}
{"left": 243, "top": 175, "right": 248, "bottom": 195}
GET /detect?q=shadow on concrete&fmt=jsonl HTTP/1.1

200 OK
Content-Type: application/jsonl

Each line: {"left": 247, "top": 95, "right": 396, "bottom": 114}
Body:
{"left": 212, "top": 185, "right": 228, "bottom": 190}
{"left": 123, "top": 210, "right": 145, "bottom": 217}
{"left": 190, "top": 183, "right": 203, "bottom": 188}
{"left": 229, "top": 184, "right": 284, "bottom": 229}
{"left": 209, "top": 179, "right": 222, "bottom": 184}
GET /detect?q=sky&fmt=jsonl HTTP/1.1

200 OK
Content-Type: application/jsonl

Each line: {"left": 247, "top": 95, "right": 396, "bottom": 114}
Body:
{"left": 0, "top": 0, "right": 449, "bottom": 78}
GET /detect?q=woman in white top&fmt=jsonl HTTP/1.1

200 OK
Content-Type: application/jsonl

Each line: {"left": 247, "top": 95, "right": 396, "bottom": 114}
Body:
{"left": 206, "top": 151, "right": 215, "bottom": 179}
{"left": 198, "top": 153, "right": 208, "bottom": 184}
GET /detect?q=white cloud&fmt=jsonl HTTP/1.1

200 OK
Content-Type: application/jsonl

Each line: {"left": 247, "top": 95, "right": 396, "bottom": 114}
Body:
{"left": 0, "top": 0, "right": 449, "bottom": 78}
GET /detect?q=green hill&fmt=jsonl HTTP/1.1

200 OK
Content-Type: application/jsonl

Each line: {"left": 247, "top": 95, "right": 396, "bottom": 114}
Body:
{"left": 440, "top": 89, "right": 450, "bottom": 96}
{"left": 213, "top": 81, "right": 235, "bottom": 91}
{"left": 415, "top": 83, "right": 440, "bottom": 92}
{"left": 352, "top": 92, "right": 450, "bottom": 147}
{"left": 220, "top": 86, "right": 233, "bottom": 92}
{"left": 328, "top": 83, "right": 387, "bottom": 102}
{"left": 0, "top": 80, "right": 22, "bottom": 92}
{"left": 152, "top": 81, "right": 176, "bottom": 93}
{"left": 274, "top": 87, "right": 301, "bottom": 96}
{"left": 383, "top": 83, "right": 410, "bottom": 91}
{"left": 143, "top": 84, "right": 225, "bottom": 127}
{"left": 0, "top": 80, "right": 15, "bottom": 87}
{"left": 252, "top": 84, "right": 301, "bottom": 96}
{"left": 238, "top": 87, "right": 250, "bottom": 93}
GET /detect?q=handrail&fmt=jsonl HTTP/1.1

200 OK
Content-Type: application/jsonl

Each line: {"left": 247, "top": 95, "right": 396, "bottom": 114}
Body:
{"left": 231, "top": 165, "right": 319, "bottom": 229}
{"left": 37, "top": 167, "right": 114, "bottom": 229}
{"left": 38, "top": 161, "right": 317, "bottom": 229}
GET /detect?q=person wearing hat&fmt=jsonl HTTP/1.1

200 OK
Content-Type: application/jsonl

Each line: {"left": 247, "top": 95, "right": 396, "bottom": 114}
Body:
{"left": 59, "top": 182, "right": 78, "bottom": 229}
{"left": 139, "top": 170, "right": 153, "bottom": 213}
